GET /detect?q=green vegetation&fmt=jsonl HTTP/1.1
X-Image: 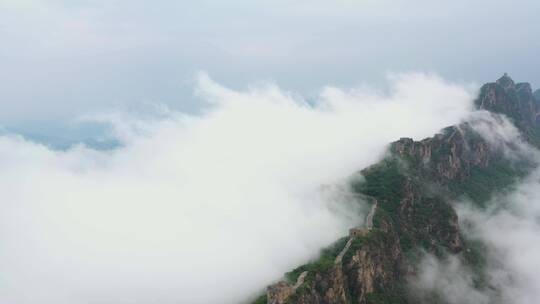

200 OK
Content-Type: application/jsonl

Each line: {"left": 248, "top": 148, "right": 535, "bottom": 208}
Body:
{"left": 342, "top": 237, "right": 365, "bottom": 263}
{"left": 462, "top": 239, "right": 490, "bottom": 289}
{"left": 448, "top": 158, "right": 527, "bottom": 206}
{"left": 285, "top": 236, "right": 349, "bottom": 282}
{"left": 365, "top": 288, "right": 408, "bottom": 304}
{"left": 252, "top": 294, "right": 268, "bottom": 304}
{"left": 355, "top": 156, "right": 459, "bottom": 254}
{"left": 354, "top": 159, "right": 406, "bottom": 207}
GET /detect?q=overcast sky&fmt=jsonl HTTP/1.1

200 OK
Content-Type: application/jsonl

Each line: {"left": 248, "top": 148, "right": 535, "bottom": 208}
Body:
{"left": 1, "top": 0, "right": 539, "bottom": 130}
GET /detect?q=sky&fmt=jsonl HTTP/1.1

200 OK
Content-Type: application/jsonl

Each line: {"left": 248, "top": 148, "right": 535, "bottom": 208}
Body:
{"left": 0, "top": 0, "right": 539, "bottom": 133}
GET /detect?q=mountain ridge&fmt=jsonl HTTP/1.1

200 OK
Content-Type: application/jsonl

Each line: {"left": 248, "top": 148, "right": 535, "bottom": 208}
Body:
{"left": 254, "top": 74, "right": 540, "bottom": 304}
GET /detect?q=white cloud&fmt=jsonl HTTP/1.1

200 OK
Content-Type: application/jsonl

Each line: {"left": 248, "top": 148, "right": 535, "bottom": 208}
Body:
{"left": 457, "top": 167, "right": 540, "bottom": 304}
{"left": 0, "top": 72, "right": 473, "bottom": 303}
{"left": 410, "top": 254, "right": 490, "bottom": 304}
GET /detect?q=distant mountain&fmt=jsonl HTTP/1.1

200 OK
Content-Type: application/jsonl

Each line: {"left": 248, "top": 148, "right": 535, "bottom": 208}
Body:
{"left": 2, "top": 124, "right": 119, "bottom": 151}
{"left": 15, "top": 131, "right": 119, "bottom": 150}
{"left": 535, "top": 89, "right": 540, "bottom": 101}
{"left": 253, "top": 75, "right": 540, "bottom": 304}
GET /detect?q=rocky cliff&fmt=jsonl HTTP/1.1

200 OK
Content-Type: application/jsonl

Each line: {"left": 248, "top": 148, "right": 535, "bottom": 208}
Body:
{"left": 254, "top": 75, "right": 540, "bottom": 304}
{"left": 476, "top": 74, "right": 540, "bottom": 146}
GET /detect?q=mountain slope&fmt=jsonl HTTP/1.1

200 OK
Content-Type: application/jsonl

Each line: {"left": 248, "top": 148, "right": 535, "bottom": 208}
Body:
{"left": 254, "top": 75, "right": 540, "bottom": 304}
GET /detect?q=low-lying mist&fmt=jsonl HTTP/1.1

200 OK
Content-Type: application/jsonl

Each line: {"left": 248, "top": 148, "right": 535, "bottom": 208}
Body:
{"left": 459, "top": 168, "right": 540, "bottom": 304}
{"left": 0, "top": 72, "right": 473, "bottom": 303}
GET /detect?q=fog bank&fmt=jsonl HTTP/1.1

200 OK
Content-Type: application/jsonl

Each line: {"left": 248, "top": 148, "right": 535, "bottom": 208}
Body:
{"left": 0, "top": 72, "right": 473, "bottom": 303}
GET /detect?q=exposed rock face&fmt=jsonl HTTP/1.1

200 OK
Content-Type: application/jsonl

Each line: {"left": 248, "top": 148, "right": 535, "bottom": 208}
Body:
{"left": 475, "top": 74, "right": 540, "bottom": 144}
{"left": 287, "top": 224, "right": 402, "bottom": 304}
{"left": 392, "top": 126, "right": 491, "bottom": 181}
{"left": 267, "top": 282, "right": 295, "bottom": 304}
{"left": 259, "top": 75, "right": 539, "bottom": 304}
{"left": 268, "top": 271, "right": 309, "bottom": 304}
{"left": 345, "top": 230, "right": 402, "bottom": 303}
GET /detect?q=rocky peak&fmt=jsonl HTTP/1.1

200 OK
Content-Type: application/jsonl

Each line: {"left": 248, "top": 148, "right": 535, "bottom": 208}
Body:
{"left": 391, "top": 125, "right": 491, "bottom": 182}
{"left": 496, "top": 73, "right": 515, "bottom": 90}
{"left": 475, "top": 74, "right": 540, "bottom": 145}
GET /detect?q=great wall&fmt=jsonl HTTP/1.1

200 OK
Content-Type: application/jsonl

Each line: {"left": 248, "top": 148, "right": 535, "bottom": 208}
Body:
{"left": 267, "top": 201, "right": 378, "bottom": 304}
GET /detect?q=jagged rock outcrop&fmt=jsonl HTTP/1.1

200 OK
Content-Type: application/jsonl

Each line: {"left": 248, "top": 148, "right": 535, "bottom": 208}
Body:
{"left": 258, "top": 75, "right": 539, "bottom": 304}
{"left": 476, "top": 73, "right": 540, "bottom": 145}
{"left": 392, "top": 126, "right": 491, "bottom": 181}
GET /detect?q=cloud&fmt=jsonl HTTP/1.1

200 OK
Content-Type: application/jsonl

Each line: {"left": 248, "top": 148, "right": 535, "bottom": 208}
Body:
{"left": 409, "top": 254, "right": 490, "bottom": 304}
{"left": 0, "top": 72, "right": 473, "bottom": 303}
{"left": 457, "top": 167, "right": 540, "bottom": 304}
{"left": 467, "top": 111, "right": 538, "bottom": 161}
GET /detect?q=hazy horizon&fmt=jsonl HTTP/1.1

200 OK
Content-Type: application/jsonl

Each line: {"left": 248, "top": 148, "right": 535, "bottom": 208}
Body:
{"left": 1, "top": 0, "right": 540, "bottom": 136}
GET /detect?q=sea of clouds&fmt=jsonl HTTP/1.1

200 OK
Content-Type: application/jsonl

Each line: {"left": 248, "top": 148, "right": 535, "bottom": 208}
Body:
{"left": 0, "top": 72, "right": 474, "bottom": 303}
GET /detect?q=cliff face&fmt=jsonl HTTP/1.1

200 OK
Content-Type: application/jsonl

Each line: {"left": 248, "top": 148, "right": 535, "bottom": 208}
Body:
{"left": 257, "top": 75, "right": 540, "bottom": 304}
{"left": 475, "top": 74, "right": 540, "bottom": 145}
{"left": 392, "top": 126, "right": 490, "bottom": 181}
